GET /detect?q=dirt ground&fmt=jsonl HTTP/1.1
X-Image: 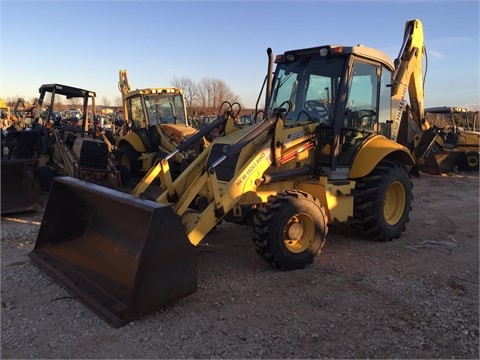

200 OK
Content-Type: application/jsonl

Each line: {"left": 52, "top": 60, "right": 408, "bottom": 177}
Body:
{"left": 1, "top": 172, "right": 479, "bottom": 359}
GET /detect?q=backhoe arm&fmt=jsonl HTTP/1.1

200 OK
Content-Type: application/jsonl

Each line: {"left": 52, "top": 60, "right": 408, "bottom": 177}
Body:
{"left": 390, "top": 19, "right": 426, "bottom": 141}
{"left": 118, "top": 70, "right": 131, "bottom": 125}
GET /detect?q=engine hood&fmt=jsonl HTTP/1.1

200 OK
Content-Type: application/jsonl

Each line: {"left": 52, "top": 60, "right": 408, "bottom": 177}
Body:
{"left": 160, "top": 124, "right": 197, "bottom": 144}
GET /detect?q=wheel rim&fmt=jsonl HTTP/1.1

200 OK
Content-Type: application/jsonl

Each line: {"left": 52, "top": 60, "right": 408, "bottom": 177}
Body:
{"left": 283, "top": 213, "right": 315, "bottom": 253}
{"left": 467, "top": 154, "right": 479, "bottom": 167}
{"left": 384, "top": 181, "right": 406, "bottom": 226}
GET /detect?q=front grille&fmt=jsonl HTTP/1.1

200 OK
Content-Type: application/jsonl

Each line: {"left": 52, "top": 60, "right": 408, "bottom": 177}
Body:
{"left": 78, "top": 140, "right": 109, "bottom": 170}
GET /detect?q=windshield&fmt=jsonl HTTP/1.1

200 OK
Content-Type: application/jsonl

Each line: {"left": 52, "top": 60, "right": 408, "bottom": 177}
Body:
{"left": 144, "top": 93, "right": 186, "bottom": 126}
{"left": 270, "top": 56, "right": 345, "bottom": 125}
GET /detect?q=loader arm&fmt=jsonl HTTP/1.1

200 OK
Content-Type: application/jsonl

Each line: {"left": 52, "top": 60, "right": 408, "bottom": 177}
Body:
{"left": 52, "top": 129, "right": 79, "bottom": 178}
{"left": 12, "top": 98, "right": 26, "bottom": 119}
{"left": 157, "top": 112, "right": 282, "bottom": 245}
{"left": 131, "top": 111, "right": 236, "bottom": 197}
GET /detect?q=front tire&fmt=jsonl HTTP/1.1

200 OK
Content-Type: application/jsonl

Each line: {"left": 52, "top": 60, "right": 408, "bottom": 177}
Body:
{"left": 117, "top": 143, "right": 141, "bottom": 176}
{"left": 352, "top": 159, "right": 413, "bottom": 241}
{"left": 463, "top": 151, "right": 479, "bottom": 171}
{"left": 115, "top": 164, "right": 131, "bottom": 188}
{"left": 253, "top": 190, "right": 328, "bottom": 270}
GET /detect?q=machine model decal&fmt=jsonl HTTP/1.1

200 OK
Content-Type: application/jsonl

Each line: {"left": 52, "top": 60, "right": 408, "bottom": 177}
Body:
{"left": 392, "top": 83, "right": 408, "bottom": 141}
{"left": 235, "top": 148, "right": 271, "bottom": 188}
{"left": 286, "top": 131, "right": 305, "bottom": 144}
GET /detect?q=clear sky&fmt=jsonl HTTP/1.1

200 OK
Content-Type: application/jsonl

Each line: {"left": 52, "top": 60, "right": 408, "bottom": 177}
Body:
{"left": 1, "top": 0, "right": 479, "bottom": 110}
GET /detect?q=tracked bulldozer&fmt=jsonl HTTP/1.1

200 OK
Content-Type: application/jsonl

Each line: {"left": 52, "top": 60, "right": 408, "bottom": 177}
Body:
{"left": 31, "top": 19, "right": 446, "bottom": 327}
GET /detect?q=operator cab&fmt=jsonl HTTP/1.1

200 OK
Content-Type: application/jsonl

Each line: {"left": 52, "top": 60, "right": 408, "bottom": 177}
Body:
{"left": 269, "top": 45, "right": 394, "bottom": 179}
{"left": 125, "top": 88, "right": 187, "bottom": 129}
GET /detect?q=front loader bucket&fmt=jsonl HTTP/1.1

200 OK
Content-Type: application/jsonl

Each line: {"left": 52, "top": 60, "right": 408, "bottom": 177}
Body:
{"left": 28, "top": 177, "right": 197, "bottom": 327}
{"left": 413, "top": 128, "right": 441, "bottom": 175}
{"left": 417, "top": 151, "right": 441, "bottom": 175}
{"left": 1, "top": 159, "right": 43, "bottom": 215}
{"left": 435, "top": 151, "right": 467, "bottom": 173}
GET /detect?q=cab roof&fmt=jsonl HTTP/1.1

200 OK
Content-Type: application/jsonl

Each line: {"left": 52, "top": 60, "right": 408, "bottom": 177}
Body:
{"left": 38, "top": 84, "right": 96, "bottom": 99}
{"left": 282, "top": 44, "right": 395, "bottom": 71}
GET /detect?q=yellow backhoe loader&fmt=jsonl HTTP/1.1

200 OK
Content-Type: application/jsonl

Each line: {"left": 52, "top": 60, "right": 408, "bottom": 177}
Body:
{"left": 387, "top": 20, "right": 475, "bottom": 174}
{"left": 30, "top": 84, "right": 126, "bottom": 192}
{"left": 424, "top": 106, "right": 479, "bottom": 170}
{"left": 31, "top": 19, "right": 444, "bottom": 327}
{"left": 115, "top": 70, "right": 207, "bottom": 181}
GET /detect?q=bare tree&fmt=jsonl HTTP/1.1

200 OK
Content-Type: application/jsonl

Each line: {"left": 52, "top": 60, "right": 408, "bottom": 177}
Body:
{"left": 101, "top": 97, "right": 110, "bottom": 107}
{"left": 211, "top": 78, "right": 240, "bottom": 110}
{"left": 198, "top": 77, "right": 214, "bottom": 112}
{"left": 114, "top": 96, "right": 123, "bottom": 107}
{"left": 6, "top": 97, "right": 17, "bottom": 107}
{"left": 171, "top": 76, "right": 199, "bottom": 114}
{"left": 196, "top": 77, "right": 240, "bottom": 113}
{"left": 171, "top": 76, "right": 240, "bottom": 116}
{"left": 68, "top": 97, "right": 81, "bottom": 109}
{"left": 55, "top": 98, "right": 65, "bottom": 111}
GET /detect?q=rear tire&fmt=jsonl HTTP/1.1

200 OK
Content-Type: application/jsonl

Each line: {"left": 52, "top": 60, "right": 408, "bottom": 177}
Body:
{"left": 252, "top": 190, "right": 328, "bottom": 270}
{"left": 352, "top": 159, "right": 413, "bottom": 241}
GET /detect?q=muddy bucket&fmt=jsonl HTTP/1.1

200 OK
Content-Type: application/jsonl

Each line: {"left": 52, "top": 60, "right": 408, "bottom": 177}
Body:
{"left": 435, "top": 151, "right": 467, "bottom": 173}
{"left": 28, "top": 176, "right": 197, "bottom": 327}
{"left": 1, "top": 159, "right": 43, "bottom": 215}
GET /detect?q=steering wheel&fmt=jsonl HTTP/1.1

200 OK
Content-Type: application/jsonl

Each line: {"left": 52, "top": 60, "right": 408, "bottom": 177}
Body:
{"left": 304, "top": 100, "right": 328, "bottom": 121}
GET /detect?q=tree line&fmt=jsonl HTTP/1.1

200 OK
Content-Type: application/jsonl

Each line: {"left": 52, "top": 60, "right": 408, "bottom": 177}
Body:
{"left": 4, "top": 76, "right": 253, "bottom": 116}
{"left": 170, "top": 76, "right": 242, "bottom": 116}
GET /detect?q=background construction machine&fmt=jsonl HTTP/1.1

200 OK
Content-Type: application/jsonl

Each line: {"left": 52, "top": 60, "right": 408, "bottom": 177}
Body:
{"left": 30, "top": 18, "right": 451, "bottom": 327}
{"left": 0, "top": 98, "right": 11, "bottom": 126}
{"left": 115, "top": 70, "right": 206, "bottom": 180}
{"left": 1, "top": 129, "right": 43, "bottom": 215}
{"left": 424, "top": 106, "right": 479, "bottom": 170}
{"left": 387, "top": 20, "right": 477, "bottom": 174}
{"left": 31, "top": 84, "right": 125, "bottom": 191}
{"left": 1, "top": 98, "right": 43, "bottom": 214}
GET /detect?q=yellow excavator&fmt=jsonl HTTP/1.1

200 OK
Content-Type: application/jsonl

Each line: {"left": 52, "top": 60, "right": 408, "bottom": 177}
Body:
{"left": 114, "top": 70, "right": 207, "bottom": 181}
{"left": 30, "top": 19, "right": 446, "bottom": 327}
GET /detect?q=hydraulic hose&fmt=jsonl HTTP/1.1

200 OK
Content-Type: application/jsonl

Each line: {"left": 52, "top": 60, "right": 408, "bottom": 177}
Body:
{"left": 165, "top": 113, "right": 229, "bottom": 161}
{"left": 210, "top": 112, "right": 280, "bottom": 169}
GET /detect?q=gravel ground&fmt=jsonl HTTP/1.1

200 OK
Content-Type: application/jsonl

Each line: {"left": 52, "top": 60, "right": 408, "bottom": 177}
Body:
{"left": 1, "top": 172, "right": 479, "bottom": 359}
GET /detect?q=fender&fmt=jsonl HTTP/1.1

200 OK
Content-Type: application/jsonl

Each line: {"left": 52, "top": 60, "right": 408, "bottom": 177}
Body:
{"left": 349, "top": 135, "right": 415, "bottom": 178}
{"left": 118, "top": 132, "right": 146, "bottom": 153}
